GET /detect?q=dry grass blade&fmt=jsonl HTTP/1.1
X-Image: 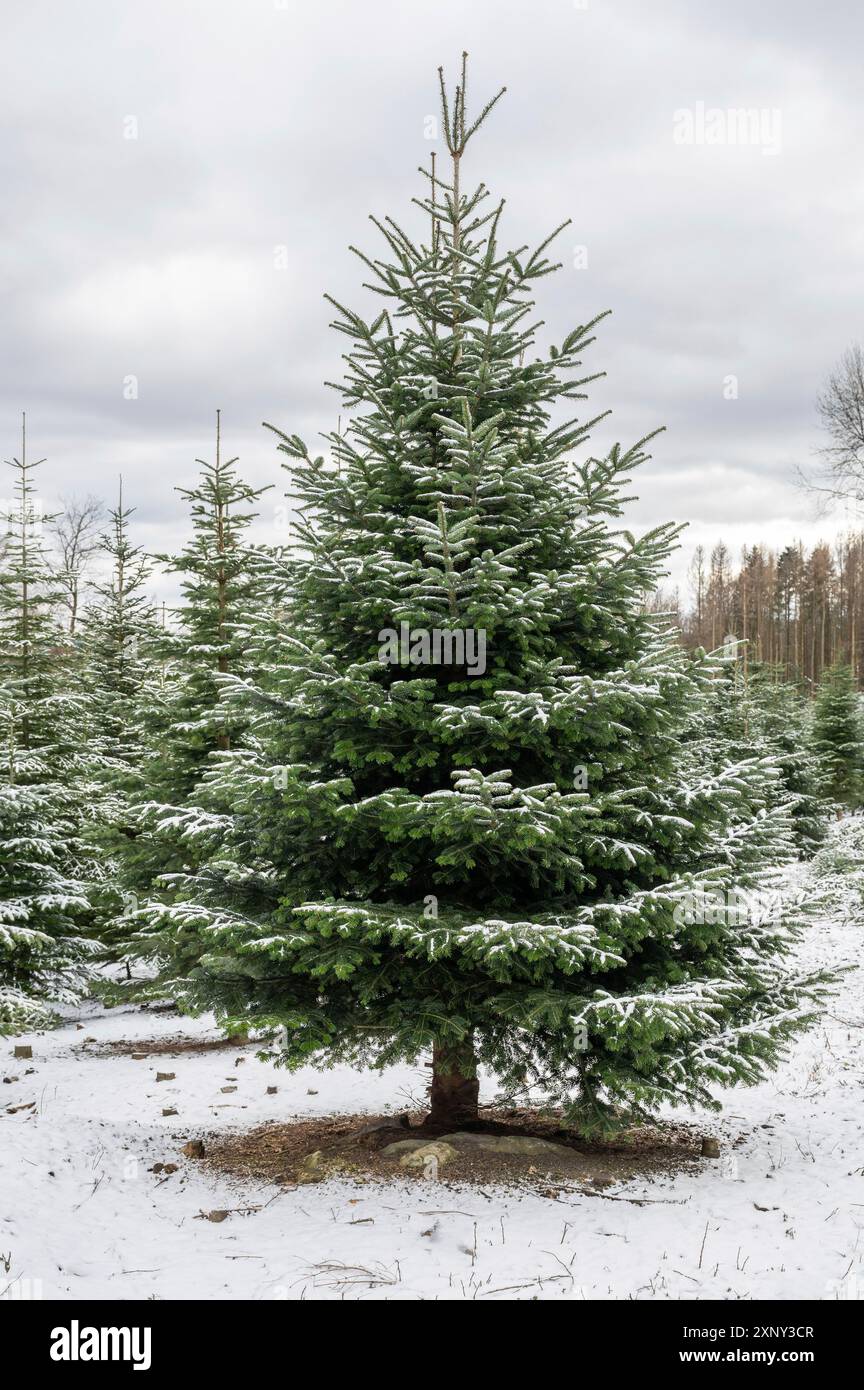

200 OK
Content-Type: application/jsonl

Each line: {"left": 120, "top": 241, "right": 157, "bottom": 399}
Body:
{"left": 301, "top": 1260, "right": 401, "bottom": 1289}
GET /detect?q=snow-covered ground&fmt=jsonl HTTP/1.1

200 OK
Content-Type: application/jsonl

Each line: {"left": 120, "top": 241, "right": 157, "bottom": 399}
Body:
{"left": 2, "top": 868, "right": 862, "bottom": 1302}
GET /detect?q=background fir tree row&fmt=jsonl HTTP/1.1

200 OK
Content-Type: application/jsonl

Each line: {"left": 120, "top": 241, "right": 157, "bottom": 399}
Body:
{"left": 0, "top": 412, "right": 290, "bottom": 1028}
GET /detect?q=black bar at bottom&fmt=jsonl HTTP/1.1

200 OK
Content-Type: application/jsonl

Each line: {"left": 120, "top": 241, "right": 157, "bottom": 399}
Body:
{"left": 0, "top": 1297, "right": 857, "bottom": 1374}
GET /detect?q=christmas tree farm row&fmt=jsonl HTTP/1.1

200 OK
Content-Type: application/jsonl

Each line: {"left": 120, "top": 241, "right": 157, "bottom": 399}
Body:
{"left": 0, "top": 62, "right": 853, "bottom": 1131}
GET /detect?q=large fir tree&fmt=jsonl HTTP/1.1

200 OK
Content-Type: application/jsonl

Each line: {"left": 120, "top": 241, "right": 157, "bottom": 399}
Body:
{"left": 129, "top": 62, "right": 828, "bottom": 1131}
{"left": 0, "top": 418, "right": 102, "bottom": 1032}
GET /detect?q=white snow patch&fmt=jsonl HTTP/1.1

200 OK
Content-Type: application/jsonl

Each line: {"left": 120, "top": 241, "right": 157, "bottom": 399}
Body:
{"left": 1, "top": 882, "right": 861, "bottom": 1301}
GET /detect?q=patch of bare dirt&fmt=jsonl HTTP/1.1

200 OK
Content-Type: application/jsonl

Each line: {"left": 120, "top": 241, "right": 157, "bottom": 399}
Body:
{"left": 82, "top": 1035, "right": 252, "bottom": 1057}
{"left": 194, "top": 1108, "right": 707, "bottom": 1193}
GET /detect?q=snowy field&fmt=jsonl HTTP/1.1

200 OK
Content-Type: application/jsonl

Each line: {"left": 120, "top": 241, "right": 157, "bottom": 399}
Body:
{"left": 2, "top": 877, "right": 862, "bottom": 1303}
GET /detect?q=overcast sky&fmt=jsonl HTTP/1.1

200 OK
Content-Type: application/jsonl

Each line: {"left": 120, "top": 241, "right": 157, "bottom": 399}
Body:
{"left": 2, "top": 0, "right": 863, "bottom": 602}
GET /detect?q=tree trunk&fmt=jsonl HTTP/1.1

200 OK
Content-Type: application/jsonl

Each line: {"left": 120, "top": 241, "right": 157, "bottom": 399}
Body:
{"left": 427, "top": 1037, "right": 479, "bottom": 1129}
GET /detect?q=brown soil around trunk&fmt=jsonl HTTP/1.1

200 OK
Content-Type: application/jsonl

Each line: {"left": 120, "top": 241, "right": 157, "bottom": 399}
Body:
{"left": 191, "top": 1107, "right": 715, "bottom": 1192}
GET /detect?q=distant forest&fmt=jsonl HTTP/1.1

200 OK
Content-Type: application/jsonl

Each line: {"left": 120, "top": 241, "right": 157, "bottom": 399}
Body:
{"left": 651, "top": 534, "right": 864, "bottom": 690}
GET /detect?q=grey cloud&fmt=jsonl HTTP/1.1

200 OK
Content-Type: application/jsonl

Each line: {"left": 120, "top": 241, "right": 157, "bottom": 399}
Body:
{"left": 1, "top": 0, "right": 863, "bottom": 602}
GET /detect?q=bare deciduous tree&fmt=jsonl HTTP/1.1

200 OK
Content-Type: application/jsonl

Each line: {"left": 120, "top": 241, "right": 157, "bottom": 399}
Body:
{"left": 807, "top": 343, "right": 864, "bottom": 506}
{"left": 48, "top": 494, "right": 104, "bottom": 635}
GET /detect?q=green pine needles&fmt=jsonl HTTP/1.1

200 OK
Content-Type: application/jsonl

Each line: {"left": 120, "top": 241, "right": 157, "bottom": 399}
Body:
{"left": 124, "top": 62, "right": 832, "bottom": 1129}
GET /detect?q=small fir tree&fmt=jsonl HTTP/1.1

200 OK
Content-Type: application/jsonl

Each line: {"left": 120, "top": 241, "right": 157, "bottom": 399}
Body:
{"left": 688, "top": 646, "right": 830, "bottom": 857}
{"left": 114, "top": 412, "right": 274, "bottom": 899}
{"left": 77, "top": 484, "right": 163, "bottom": 959}
{"left": 0, "top": 418, "right": 102, "bottom": 1032}
{"left": 812, "top": 662, "right": 864, "bottom": 812}
{"left": 80, "top": 481, "right": 160, "bottom": 770}
{"left": 747, "top": 663, "right": 830, "bottom": 854}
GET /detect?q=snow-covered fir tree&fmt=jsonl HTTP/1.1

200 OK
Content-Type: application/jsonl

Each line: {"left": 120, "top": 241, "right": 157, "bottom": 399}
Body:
{"left": 0, "top": 417, "right": 103, "bottom": 1033}
{"left": 812, "top": 662, "right": 864, "bottom": 812}
{"left": 80, "top": 481, "right": 160, "bottom": 772}
{"left": 76, "top": 484, "right": 164, "bottom": 957}
{"left": 687, "top": 645, "right": 830, "bottom": 856}
{"left": 113, "top": 412, "right": 275, "bottom": 899}
{"left": 746, "top": 663, "right": 830, "bottom": 854}
{"left": 127, "top": 61, "right": 830, "bottom": 1131}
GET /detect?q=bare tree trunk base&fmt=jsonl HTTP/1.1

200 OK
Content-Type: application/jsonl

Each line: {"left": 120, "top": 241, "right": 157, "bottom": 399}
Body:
{"left": 426, "top": 1038, "right": 479, "bottom": 1130}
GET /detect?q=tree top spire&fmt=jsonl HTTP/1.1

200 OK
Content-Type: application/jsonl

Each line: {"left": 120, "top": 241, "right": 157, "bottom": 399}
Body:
{"left": 437, "top": 52, "right": 506, "bottom": 158}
